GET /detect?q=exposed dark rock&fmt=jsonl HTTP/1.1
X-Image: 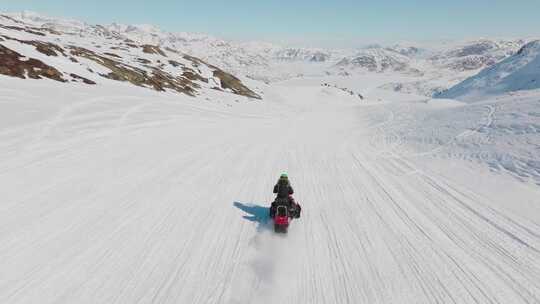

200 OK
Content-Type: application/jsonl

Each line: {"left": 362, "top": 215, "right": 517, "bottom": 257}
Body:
{"left": 0, "top": 44, "right": 66, "bottom": 82}
{"left": 182, "top": 68, "right": 208, "bottom": 83}
{"left": 0, "top": 14, "right": 25, "bottom": 25}
{"left": 142, "top": 45, "right": 166, "bottom": 57}
{"left": 70, "top": 73, "right": 96, "bottom": 84}
{"left": 181, "top": 54, "right": 261, "bottom": 99}
{"left": 110, "top": 46, "right": 127, "bottom": 51}
{"left": 35, "top": 42, "right": 65, "bottom": 56}
{"left": 104, "top": 52, "right": 122, "bottom": 58}
{"left": 1, "top": 35, "right": 65, "bottom": 56}
{"left": 310, "top": 52, "right": 329, "bottom": 62}
{"left": 168, "top": 60, "right": 183, "bottom": 67}
{"left": 183, "top": 54, "right": 204, "bottom": 67}
{"left": 0, "top": 24, "right": 46, "bottom": 36}
{"left": 0, "top": 20, "right": 261, "bottom": 99}
{"left": 69, "top": 46, "right": 198, "bottom": 96}
{"left": 165, "top": 47, "right": 179, "bottom": 54}
{"left": 148, "top": 69, "right": 197, "bottom": 96}
{"left": 137, "top": 58, "right": 152, "bottom": 64}
{"left": 337, "top": 56, "right": 377, "bottom": 71}
{"left": 454, "top": 41, "right": 497, "bottom": 57}
{"left": 70, "top": 46, "right": 147, "bottom": 82}
{"left": 213, "top": 70, "right": 261, "bottom": 99}
{"left": 447, "top": 55, "right": 497, "bottom": 71}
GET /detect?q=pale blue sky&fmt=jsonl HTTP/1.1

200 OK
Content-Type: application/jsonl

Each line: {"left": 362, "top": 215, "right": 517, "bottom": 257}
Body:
{"left": 2, "top": 1, "right": 539, "bottom": 47}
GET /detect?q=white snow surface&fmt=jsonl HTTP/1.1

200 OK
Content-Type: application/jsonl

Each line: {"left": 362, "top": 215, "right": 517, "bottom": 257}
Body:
{"left": 439, "top": 40, "right": 540, "bottom": 101}
{"left": 1, "top": 72, "right": 540, "bottom": 304}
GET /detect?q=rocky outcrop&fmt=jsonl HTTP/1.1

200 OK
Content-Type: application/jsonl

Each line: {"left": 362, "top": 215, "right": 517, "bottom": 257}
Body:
{"left": 69, "top": 73, "right": 96, "bottom": 84}
{"left": 0, "top": 35, "right": 66, "bottom": 56}
{"left": 180, "top": 54, "right": 261, "bottom": 98}
{"left": 213, "top": 70, "right": 260, "bottom": 99}
{"left": 69, "top": 46, "right": 196, "bottom": 95}
{"left": 0, "top": 44, "right": 66, "bottom": 81}
{"left": 0, "top": 24, "right": 45, "bottom": 36}
{"left": 142, "top": 44, "right": 166, "bottom": 56}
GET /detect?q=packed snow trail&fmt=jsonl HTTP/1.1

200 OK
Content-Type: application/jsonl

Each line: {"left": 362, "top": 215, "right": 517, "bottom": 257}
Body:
{"left": 0, "top": 79, "right": 540, "bottom": 304}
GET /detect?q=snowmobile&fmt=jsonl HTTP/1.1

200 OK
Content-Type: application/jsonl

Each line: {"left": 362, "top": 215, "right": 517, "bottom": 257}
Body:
{"left": 269, "top": 197, "right": 301, "bottom": 233}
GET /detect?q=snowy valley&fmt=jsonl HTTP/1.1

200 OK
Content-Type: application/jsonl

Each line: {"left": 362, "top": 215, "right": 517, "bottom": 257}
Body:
{"left": 1, "top": 11, "right": 540, "bottom": 304}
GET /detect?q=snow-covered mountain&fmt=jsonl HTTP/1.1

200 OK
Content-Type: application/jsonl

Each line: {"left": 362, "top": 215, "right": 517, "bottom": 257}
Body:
{"left": 333, "top": 48, "right": 422, "bottom": 75}
{"left": 2, "top": 12, "right": 426, "bottom": 82}
{"left": 2, "top": 11, "right": 537, "bottom": 96}
{"left": 437, "top": 40, "right": 540, "bottom": 101}
{"left": 375, "top": 40, "right": 531, "bottom": 97}
{"left": 0, "top": 12, "right": 275, "bottom": 79}
{"left": 0, "top": 12, "right": 261, "bottom": 99}
{"left": 430, "top": 39, "right": 524, "bottom": 72}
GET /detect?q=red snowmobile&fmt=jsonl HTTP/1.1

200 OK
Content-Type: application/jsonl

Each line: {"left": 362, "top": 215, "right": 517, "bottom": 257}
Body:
{"left": 269, "top": 196, "right": 301, "bottom": 233}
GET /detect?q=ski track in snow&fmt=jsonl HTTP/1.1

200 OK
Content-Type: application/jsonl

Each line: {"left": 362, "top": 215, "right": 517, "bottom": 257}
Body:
{"left": 0, "top": 80, "right": 540, "bottom": 304}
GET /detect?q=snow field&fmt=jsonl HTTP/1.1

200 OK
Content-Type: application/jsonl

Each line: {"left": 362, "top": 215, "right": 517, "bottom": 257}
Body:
{"left": 0, "top": 76, "right": 539, "bottom": 303}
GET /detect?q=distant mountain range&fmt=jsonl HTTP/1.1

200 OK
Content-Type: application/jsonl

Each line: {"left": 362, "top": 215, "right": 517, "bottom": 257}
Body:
{"left": 1, "top": 11, "right": 537, "bottom": 99}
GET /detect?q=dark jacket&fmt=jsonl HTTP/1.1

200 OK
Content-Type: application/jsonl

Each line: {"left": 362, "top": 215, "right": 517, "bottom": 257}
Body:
{"left": 273, "top": 180, "right": 294, "bottom": 198}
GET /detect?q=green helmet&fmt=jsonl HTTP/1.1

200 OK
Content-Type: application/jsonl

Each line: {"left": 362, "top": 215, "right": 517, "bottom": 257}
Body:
{"left": 280, "top": 173, "right": 288, "bottom": 179}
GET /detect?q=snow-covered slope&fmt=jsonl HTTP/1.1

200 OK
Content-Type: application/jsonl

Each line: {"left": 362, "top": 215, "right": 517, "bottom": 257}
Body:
{"left": 1, "top": 71, "right": 540, "bottom": 304}
{"left": 430, "top": 39, "right": 523, "bottom": 72}
{"left": 437, "top": 40, "right": 540, "bottom": 101}
{"left": 0, "top": 13, "right": 262, "bottom": 99}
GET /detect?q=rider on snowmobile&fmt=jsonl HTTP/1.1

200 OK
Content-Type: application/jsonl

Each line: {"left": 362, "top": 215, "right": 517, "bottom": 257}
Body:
{"left": 271, "top": 173, "right": 300, "bottom": 218}
{"left": 273, "top": 173, "right": 294, "bottom": 201}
